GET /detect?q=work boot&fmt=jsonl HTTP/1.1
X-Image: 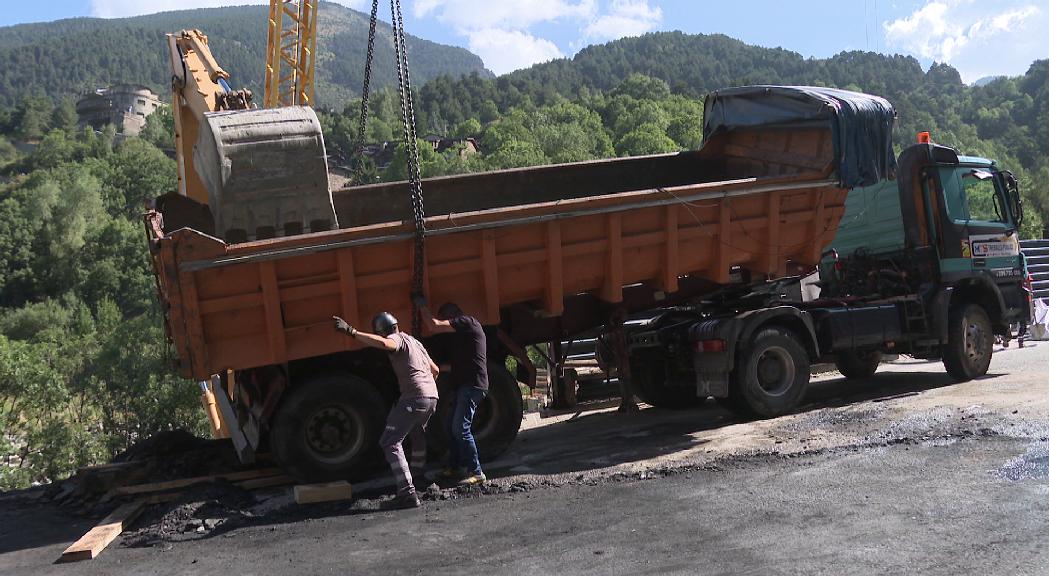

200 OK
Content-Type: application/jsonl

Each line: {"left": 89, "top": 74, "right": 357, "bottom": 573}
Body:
{"left": 380, "top": 491, "right": 421, "bottom": 510}
{"left": 458, "top": 472, "right": 486, "bottom": 486}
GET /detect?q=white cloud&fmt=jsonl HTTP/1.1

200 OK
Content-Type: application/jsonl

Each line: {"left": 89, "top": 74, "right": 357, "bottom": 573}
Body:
{"left": 884, "top": 0, "right": 1044, "bottom": 81}
{"left": 467, "top": 28, "right": 565, "bottom": 75}
{"left": 409, "top": 0, "right": 593, "bottom": 74}
{"left": 582, "top": 0, "right": 662, "bottom": 42}
{"left": 411, "top": 0, "right": 595, "bottom": 31}
{"left": 412, "top": 0, "right": 661, "bottom": 73}
{"left": 90, "top": 0, "right": 366, "bottom": 19}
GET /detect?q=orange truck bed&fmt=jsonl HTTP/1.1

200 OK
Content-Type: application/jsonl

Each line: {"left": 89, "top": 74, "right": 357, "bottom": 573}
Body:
{"left": 147, "top": 125, "right": 849, "bottom": 381}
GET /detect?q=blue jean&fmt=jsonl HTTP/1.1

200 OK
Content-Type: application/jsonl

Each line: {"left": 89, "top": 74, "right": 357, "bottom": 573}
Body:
{"left": 445, "top": 386, "right": 487, "bottom": 475}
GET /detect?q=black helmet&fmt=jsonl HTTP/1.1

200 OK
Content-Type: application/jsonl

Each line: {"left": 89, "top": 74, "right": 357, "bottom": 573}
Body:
{"left": 372, "top": 312, "right": 398, "bottom": 336}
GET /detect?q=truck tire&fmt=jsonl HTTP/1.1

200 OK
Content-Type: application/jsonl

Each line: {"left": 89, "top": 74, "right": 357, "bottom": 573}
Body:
{"left": 942, "top": 303, "right": 993, "bottom": 382}
{"left": 428, "top": 362, "right": 524, "bottom": 463}
{"left": 631, "top": 353, "right": 703, "bottom": 409}
{"left": 269, "top": 373, "right": 386, "bottom": 482}
{"left": 475, "top": 364, "right": 525, "bottom": 461}
{"left": 728, "top": 327, "right": 810, "bottom": 418}
{"left": 834, "top": 350, "right": 882, "bottom": 379}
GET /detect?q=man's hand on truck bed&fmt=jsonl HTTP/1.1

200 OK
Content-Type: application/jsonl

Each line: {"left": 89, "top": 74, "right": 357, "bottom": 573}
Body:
{"left": 333, "top": 316, "right": 357, "bottom": 336}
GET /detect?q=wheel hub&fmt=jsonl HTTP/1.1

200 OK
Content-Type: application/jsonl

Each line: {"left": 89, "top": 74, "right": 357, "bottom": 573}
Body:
{"left": 755, "top": 346, "right": 796, "bottom": 396}
{"left": 305, "top": 406, "right": 358, "bottom": 457}
{"left": 964, "top": 320, "right": 986, "bottom": 362}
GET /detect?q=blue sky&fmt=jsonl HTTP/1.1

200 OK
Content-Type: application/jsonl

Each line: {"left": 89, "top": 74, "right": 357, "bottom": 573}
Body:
{"left": 3, "top": 1, "right": 1046, "bottom": 83}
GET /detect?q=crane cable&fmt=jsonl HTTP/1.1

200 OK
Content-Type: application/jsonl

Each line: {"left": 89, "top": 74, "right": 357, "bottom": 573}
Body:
{"left": 356, "top": 0, "right": 427, "bottom": 335}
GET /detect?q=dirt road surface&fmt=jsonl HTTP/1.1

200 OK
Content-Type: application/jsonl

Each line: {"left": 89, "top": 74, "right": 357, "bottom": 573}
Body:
{"left": 3, "top": 342, "right": 1048, "bottom": 575}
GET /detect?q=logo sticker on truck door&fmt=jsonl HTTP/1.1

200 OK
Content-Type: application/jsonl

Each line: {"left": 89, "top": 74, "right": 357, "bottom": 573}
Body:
{"left": 968, "top": 234, "right": 1019, "bottom": 258}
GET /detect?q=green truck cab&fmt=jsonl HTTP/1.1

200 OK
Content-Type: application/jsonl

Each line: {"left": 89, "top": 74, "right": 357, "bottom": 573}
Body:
{"left": 821, "top": 139, "right": 1029, "bottom": 378}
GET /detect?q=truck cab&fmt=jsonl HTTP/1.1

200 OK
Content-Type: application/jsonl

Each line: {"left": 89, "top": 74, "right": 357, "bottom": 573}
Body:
{"left": 821, "top": 140, "right": 1028, "bottom": 344}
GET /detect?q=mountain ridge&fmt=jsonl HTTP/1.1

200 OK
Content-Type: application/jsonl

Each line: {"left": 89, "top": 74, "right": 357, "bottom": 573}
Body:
{"left": 0, "top": 1, "right": 491, "bottom": 108}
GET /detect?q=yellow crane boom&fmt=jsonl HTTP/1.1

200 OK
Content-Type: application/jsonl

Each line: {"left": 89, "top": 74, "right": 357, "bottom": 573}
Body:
{"left": 163, "top": 27, "right": 336, "bottom": 243}
{"left": 265, "top": 0, "right": 318, "bottom": 108}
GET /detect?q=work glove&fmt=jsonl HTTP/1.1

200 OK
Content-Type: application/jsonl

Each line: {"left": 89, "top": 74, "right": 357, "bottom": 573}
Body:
{"left": 410, "top": 292, "right": 428, "bottom": 308}
{"left": 333, "top": 316, "right": 357, "bottom": 336}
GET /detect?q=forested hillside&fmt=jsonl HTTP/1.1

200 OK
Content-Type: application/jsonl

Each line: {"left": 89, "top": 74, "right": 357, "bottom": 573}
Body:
{"left": 0, "top": 1, "right": 489, "bottom": 108}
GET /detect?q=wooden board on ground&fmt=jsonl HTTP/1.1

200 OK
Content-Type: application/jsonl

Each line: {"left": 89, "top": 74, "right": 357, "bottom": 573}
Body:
{"left": 58, "top": 500, "right": 145, "bottom": 562}
{"left": 294, "top": 481, "right": 353, "bottom": 504}
{"left": 111, "top": 467, "right": 283, "bottom": 496}
{"left": 237, "top": 474, "right": 295, "bottom": 490}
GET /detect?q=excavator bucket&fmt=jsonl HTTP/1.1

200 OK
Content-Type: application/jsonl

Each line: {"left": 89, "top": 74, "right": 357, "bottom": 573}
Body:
{"left": 193, "top": 105, "right": 337, "bottom": 242}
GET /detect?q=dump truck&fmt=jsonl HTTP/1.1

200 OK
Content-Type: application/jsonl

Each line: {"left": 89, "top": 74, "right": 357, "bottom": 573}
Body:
{"left": 148, "top": 85, "right": 920, "bottom": 481}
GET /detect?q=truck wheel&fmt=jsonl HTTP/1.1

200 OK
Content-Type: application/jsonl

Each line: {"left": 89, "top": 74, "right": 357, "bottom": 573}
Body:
{"left": 269, "top": 373, "right": 386, "bottom": 482}
{"left": 834, "top": 350, "right": 882, "bottom": 379}
{"left": 631, "top": 354, "right": 703, "bottom": 409}
{"left": 942, "top": 303, "right": 993, "bottom": 381}
{"left": 729, "top": 327, "right": 810, "bottom": 418}
{"left": 427, "top": 363, "right": 524, "bottom": 463}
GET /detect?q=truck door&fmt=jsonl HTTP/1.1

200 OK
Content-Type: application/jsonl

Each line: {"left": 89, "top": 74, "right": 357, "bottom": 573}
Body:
{"left": 937, "top": 165, "right": 1023, "bottom": 287}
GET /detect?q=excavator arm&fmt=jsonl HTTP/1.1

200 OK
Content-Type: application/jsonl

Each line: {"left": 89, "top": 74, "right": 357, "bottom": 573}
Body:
{"left": 162, "top": 29, "right": 337, "bottom": 242}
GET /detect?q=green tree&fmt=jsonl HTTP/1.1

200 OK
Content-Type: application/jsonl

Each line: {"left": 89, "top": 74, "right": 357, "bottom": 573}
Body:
{"left": 50, "top": 97, "right": 78, "bottom": 133}
{"left": 453, "top": 118, "right": 482, "bottom": 139}
{"left": 615, "top": 123, "right": 679, "bottom": 156}
{"left": 14, "top": 95, "right": 52, "bottom": 141}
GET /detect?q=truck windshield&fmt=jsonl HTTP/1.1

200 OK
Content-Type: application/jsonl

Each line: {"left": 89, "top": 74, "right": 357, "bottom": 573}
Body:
{"left": 942, "top": 167, "right": 1008, "bottom": 223}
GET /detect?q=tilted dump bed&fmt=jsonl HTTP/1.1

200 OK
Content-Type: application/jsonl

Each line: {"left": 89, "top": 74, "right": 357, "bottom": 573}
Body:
{"left": 146, "top": 86, "right": 896, "bottom": 380}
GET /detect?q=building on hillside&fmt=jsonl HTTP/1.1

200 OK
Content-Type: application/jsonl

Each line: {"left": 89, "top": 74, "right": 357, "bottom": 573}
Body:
{"left": 76, "top": 84, "right": 164, "bottom": 136}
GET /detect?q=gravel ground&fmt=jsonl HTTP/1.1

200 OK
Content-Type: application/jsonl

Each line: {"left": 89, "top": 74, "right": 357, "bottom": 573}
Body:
{"left": 2, "top": 342, "right": 1047, "bottom": 575}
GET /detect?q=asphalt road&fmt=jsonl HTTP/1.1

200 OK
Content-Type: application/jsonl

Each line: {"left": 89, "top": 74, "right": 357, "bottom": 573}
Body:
{"left": 4, "top": 342, "right": 1049, "bottom": 575}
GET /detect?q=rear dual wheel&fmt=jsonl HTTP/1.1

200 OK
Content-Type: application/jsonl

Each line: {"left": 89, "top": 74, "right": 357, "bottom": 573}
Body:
{"left": 724, "top": 327, "right": 810, "bottom": 418}
{"left": 834, "top": 350, "right": 882, "bottom": 379}
{"left": 270, "top": 374, "right": 386, "bottom": 482}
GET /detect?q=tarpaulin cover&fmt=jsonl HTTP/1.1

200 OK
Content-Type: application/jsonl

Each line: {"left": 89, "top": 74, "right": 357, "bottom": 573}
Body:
{"left": 703, "top": 85, "right": 897, "bottom": 188}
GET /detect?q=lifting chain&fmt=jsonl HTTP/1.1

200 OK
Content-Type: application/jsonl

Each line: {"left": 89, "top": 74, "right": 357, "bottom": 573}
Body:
{"left": 356, "top": 0, "right": 427, "bottom": 334}
{"left": 353, "top": 0, "right": 380, "bottom": 184}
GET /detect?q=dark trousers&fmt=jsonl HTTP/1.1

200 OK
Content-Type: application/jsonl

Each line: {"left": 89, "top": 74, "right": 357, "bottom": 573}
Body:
{"left": 380, "top": 396, "right": 437, "bottom": 496}
{"left": 445, "top": 386, "right": 487, "bottom": 475}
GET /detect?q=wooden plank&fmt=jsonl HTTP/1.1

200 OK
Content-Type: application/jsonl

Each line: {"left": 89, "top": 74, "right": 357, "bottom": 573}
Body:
{"left": 294, "top": 481, "right": 353, "bottom": 504}
{"left": 112, "top": 468, "right": 283, "bottom": 496}
{"left": 481, "top": 230, "right": 500, "bottom": 323}
{"left": 237, "top": 474, "right": 295, "bottom": 490}
{"left": 259, "top": 261, "right": 287, "bottom": 364}
{"left": 58, "top": 500, "right": 145, "bottom": 562}
{"left": 662, "top": 205, "right": 679, "bottom": 292}
{"left": 544, "top": 222, "right": 564, "bottom": 315}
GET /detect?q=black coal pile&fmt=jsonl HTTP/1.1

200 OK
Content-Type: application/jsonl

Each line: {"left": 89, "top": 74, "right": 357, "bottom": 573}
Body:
{"left": 122, "top": 481, "right": 257, "bottom": 546}
{"left": 42, "top": 430, "right": 242, "bottom": 514}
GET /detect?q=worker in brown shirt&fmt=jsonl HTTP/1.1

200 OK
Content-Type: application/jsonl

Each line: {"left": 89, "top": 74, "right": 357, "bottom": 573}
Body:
{"left": 334, "top": 312, "right": 439, "bottom": 509}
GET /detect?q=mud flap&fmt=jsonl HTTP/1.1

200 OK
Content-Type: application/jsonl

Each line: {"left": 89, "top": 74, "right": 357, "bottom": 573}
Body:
{"left": 212, "top": 376, "right": 256, "bottom": 464}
